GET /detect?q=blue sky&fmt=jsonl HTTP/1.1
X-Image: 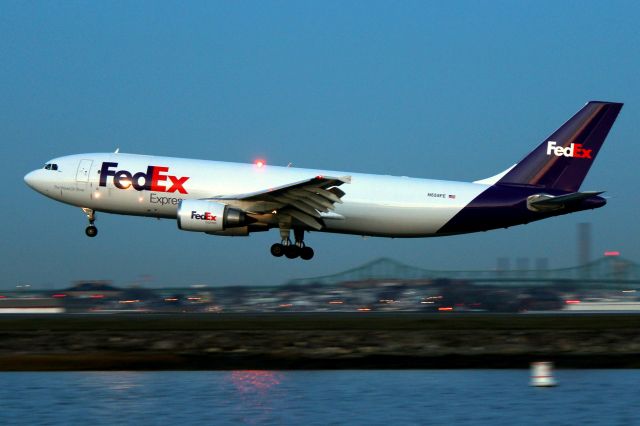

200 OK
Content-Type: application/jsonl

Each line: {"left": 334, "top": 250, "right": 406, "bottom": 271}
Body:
{"left": 2, "top": 1, "right": 639, "bottom": 288}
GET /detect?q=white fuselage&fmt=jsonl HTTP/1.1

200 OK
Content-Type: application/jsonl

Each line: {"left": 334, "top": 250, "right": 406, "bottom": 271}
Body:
{"left": 25, "top": 153, "right": 490, "bottom": 237}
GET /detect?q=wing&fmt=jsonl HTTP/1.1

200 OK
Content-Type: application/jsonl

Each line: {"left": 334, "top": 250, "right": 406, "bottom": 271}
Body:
{"left": 210, "top": 175, "right": 351, "bottom": 230}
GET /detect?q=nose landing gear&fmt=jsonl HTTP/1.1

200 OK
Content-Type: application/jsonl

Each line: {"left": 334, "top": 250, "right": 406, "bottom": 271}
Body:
{"left": 82, "top": 208, "right": 98, "bottom": 237}
{"left": 85, "top": 225, "right": 98, "bottom": 237}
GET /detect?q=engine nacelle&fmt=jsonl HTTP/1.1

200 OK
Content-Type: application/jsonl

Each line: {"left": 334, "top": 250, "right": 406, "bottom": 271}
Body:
{"left": 177, "top": 199, "right": 251, "bottom": 232}
{"left": 206, "top": 227, "right": 250, "bottom": 237}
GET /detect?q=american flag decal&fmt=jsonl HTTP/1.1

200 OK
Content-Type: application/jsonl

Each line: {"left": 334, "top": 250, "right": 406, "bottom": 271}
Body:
{"left": 448, "top": 194, "right": 456, "bottom": 199}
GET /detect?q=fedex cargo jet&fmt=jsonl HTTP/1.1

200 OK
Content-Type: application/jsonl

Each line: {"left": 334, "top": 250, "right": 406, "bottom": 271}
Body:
{"left": 24, "top": 101, "right": 622, "bottom": 260}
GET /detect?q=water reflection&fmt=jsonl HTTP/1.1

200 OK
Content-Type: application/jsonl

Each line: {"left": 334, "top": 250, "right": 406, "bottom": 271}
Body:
{"left": 81, "top": 371, "right": 143, "bottom": 392}
{"left": 228, "top": 370, "right": 285, "bottom": 424}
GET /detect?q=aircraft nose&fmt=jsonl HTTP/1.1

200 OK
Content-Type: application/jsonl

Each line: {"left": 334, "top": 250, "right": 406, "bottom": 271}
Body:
{"left": 24, "top": 170, "right": 43, "bottom": 191}
{"left": 24, "top": 170, "right": 37, "bottom": 188}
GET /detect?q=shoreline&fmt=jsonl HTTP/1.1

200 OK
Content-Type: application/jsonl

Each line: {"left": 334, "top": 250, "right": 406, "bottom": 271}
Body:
{"left": 1, "top": 313, "right": 639, "bottom": 370}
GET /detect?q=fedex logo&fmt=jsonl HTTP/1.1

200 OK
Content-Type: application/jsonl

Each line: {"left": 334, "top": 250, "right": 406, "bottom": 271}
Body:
{"left": 546, "top": 141, "right": 592, "bottom": 159}
{"left": 191, "top": 211, "right": 217, "bottom": 221}
{"left": 99, "top": 162, "right": 189, "bottom": 194}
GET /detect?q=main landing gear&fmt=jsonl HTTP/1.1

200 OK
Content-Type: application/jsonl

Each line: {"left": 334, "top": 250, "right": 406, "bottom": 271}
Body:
{"left": 82, "top": 208, "right": 98, "bottom": 237}
{"left": 270, "top": 228, "right": 314, "bottom": 260}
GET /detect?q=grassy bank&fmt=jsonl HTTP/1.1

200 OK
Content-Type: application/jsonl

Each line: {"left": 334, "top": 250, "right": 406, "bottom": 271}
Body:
{"left": 0, "top": 313, "right": 638, "bottom": 370}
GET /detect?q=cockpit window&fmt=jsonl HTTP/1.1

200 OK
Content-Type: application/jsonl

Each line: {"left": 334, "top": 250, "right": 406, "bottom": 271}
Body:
{"left": 51, "top": 164, "right": 58, "bottom": 170}
{"left": 44, "top": 164, "right": 51, "bottom": 170}
{"left": 43, "top": 163, "right": 58, "bottom": 171}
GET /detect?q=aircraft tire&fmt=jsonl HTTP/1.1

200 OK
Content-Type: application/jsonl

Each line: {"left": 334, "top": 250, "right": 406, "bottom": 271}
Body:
{"left": 284, "top": 245, "right": 300, "bottom": 259}
{"left": 300, "top": 246, "right": 314, "bottom": 260}
{"left": 85, "top": 225, "right": 98, "bottom": 237}
{"left": 270, "top": 243, "right": 285, "bottom": 257}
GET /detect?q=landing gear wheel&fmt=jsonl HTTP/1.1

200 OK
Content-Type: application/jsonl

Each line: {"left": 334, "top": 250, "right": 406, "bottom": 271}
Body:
{"left": 270, "top": 243, "right": 285, "bottom": 257}
{"left": 82, "top": 208, "right": 98, "bottom": 237}
{"left": 300, "top": 246, "right": 314, "bottom": 260}
{"left": 284, "top": 245, "right": 300, "bottom": 259}
{"left": 85, "top": 225, "right": 98, "bottom": 237}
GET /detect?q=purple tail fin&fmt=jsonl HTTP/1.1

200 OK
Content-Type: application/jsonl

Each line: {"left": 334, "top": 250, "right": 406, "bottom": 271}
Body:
{"left": 497, "top": 101, "right": 623, "bottom": 192}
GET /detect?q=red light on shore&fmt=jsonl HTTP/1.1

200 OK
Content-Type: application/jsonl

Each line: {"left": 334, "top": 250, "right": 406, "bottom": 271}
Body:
{"left": 438, "top": 307, "right": 453, "bottom": 311}
{"left": 604, "top": 251, "right": 620, "bottom": 257}
{"left": 565, "top": 300, "right": 581, "bottom": 304}
{"left": 52, "top": 294, "right": 67, "bottom": 298}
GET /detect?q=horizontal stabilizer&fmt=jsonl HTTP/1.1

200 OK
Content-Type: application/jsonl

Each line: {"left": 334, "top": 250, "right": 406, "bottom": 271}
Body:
{"left": 527, "top": 191, "right": 604, "bottom": 211}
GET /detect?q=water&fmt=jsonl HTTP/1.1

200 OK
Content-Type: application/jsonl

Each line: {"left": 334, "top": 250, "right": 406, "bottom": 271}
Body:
{"left": 0, "top": 370, "right": 638, "bottom": 425}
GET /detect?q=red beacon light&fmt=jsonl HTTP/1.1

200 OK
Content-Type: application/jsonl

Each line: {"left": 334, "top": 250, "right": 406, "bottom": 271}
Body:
{"left": 255, "top": 159, "right": 266, "bottom": 168}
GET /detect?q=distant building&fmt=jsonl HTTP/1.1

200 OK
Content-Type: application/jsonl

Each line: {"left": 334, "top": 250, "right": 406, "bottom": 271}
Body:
{"left": 63, "top": 281, "right": 121, "bottom": 299}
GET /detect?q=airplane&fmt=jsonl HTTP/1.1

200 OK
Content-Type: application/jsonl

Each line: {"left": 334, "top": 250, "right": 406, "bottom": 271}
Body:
{"left": 24, "top": 101, "right": 622, "bottom": 260}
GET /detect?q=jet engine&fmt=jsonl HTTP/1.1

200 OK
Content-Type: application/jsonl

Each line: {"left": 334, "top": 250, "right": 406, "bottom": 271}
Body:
{"left": 177, "top": 199, "right": 252, "bottom": 232}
